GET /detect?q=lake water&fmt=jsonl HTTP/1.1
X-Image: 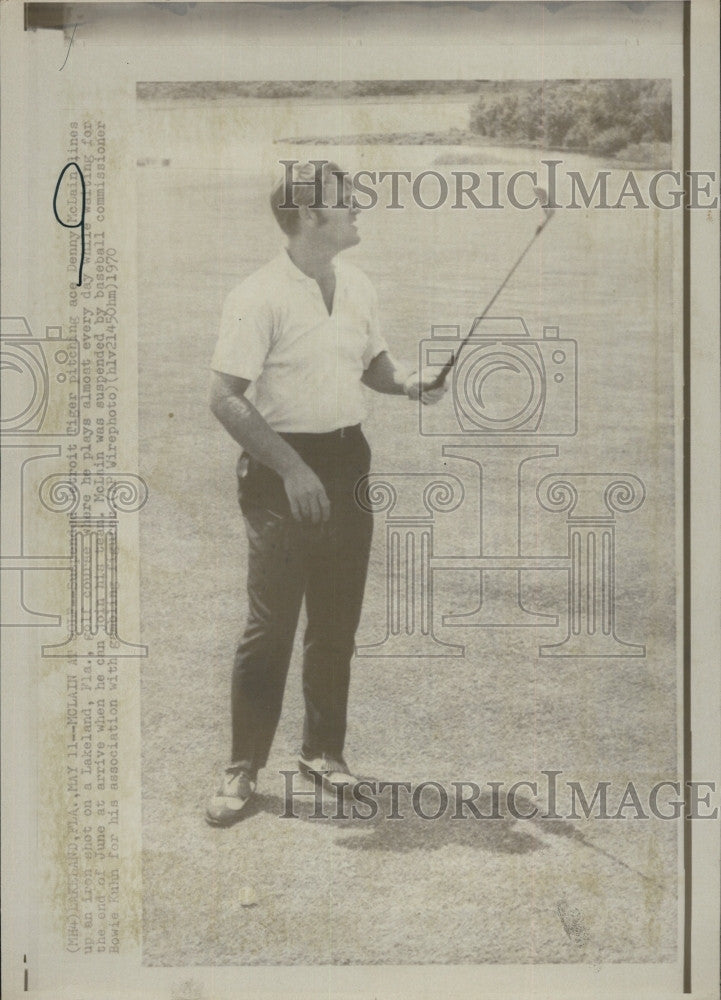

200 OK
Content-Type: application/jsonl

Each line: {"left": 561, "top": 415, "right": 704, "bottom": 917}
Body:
{"left": 136, "top": 94, "right": 607, "bottom": 175}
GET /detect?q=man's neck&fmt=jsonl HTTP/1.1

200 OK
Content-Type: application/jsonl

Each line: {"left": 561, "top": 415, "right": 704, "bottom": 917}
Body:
{"left": 286, "top": 239, "right": 335, "bottom": 280}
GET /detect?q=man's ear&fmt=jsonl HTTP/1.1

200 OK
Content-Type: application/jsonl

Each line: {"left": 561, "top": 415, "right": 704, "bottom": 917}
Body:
{"left": 297, "top": 204, "right": 317, "bottom": 228}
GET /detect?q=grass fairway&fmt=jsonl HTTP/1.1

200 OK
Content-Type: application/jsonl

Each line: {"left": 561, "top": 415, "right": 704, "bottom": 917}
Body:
{"left": 138, "top": 123, "right": 679, "bottom": 966}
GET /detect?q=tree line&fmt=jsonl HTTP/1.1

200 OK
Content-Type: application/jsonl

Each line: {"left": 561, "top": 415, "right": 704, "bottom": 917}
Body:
{"left": 468, "top": 79, "right": 672, "bottom": 157}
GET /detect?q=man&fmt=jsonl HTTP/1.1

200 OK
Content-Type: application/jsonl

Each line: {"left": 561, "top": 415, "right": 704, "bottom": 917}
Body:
{"left": 206, "top": 160, "right": 445, "bottom": 826}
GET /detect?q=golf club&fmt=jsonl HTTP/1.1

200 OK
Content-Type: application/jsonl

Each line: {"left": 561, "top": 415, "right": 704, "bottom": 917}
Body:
{"left": 424, "top": 187, "right": 556, "bottom": 393}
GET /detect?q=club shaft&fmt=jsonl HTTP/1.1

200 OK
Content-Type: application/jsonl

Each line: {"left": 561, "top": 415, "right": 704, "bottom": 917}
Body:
{"left": 429, "top": 218, "right": 549, "bottom": 390}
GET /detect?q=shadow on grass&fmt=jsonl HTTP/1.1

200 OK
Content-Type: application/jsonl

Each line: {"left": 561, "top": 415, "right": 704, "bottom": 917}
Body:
{"left": 238, "top": 787, "right": 664, "bottom": 889}
{"left": 330, "top": 792, "right": 664, "bottom": 886}
{"left": 249, "top": 788, "right": 554, "bottom": 856}
{"left": 335, "top": 810, "right": 540, "bottom": 855}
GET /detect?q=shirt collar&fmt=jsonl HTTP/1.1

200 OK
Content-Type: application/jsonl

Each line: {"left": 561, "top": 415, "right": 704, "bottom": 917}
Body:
{"left": 277, "top": 248, "right": 337, "bottom": 285}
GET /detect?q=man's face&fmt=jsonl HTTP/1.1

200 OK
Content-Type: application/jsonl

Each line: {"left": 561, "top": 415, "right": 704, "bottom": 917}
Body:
{"left": 308, "top": 175, "right": 361, "bottom": 253}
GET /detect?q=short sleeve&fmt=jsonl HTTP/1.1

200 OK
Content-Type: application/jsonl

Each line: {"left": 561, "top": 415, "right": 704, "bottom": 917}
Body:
{"left": 210, "top": 282, "right": 273, "bottom": 381}
{"left": 361, "top": 282, "right": 390, "bottom": 369}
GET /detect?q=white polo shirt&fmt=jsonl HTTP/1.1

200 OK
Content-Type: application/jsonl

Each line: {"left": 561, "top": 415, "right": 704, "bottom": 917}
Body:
{"left": 211, "top": 250, "right": 388, "bottom": 433}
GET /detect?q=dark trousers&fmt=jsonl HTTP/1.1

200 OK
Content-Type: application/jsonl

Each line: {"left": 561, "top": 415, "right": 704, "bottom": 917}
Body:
{"left": 230, "top": 426, "right": 373, "bottom": 776}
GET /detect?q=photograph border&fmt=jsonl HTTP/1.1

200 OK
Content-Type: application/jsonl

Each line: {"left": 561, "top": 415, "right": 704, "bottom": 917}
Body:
{"left": 1, "top": 1, "right": 719, "bottom": 997}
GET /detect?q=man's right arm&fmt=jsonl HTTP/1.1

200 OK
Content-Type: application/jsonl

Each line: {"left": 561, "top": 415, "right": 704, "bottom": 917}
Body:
{"left": 209, "top": 371, "right": 330, "bottom": 523}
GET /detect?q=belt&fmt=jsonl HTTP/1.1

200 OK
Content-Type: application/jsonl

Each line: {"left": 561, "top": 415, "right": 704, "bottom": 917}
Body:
{"left": 280, "top": 424, "right": 361, "bottom": 444}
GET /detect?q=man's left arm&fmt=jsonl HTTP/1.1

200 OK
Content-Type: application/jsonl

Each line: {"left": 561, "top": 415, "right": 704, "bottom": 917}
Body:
{"left": 362, "top": 350, "right": 447, "bottom": 405}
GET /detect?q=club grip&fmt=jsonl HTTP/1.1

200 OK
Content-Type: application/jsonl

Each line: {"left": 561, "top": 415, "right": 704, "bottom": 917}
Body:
{"left": 425, "top": 356, "right": 454, "bottom": 392}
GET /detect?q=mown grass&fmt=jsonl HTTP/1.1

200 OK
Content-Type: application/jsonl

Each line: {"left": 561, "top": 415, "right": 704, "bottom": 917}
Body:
{"left": 138, "top": 145, "right": 679, "bottom": 966}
